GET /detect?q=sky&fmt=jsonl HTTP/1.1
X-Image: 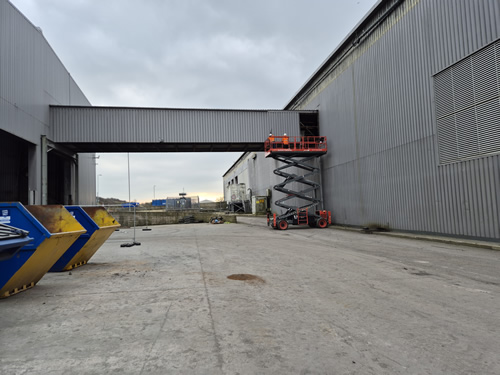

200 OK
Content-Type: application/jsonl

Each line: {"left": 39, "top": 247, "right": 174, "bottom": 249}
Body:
{"left": 10, "top": 0, "right": 379, "bottom": 203}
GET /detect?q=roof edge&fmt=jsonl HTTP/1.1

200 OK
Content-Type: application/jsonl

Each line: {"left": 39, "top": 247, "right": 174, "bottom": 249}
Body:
{"left": 50, "top": 104, "right": 318, "bottom": 113}
{"left": 222, "top": 152, "right": 252, "bottom": 178}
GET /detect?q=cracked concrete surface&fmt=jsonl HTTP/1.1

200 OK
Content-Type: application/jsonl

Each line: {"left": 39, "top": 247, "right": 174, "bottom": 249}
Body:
{"left": 1, "top": 221, "right": 499, "bottom": 374}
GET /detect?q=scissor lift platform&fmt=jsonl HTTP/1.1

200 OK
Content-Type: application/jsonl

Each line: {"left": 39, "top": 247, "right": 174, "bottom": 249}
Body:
{"left": 264, "top": 135, "right": 327, "bottom": 158}
{"left": 265, "top": 136, "right": 331, "bottom": 230}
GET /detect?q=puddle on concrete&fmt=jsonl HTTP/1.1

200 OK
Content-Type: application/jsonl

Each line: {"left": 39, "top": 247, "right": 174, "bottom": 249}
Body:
{"left": 227, "top": 274, "right": 265, "bottom": 283}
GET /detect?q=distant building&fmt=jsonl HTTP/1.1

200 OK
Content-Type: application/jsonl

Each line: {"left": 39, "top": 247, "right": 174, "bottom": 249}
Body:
{"left": 152, "top": 199, "right": 167, "bottom": 207}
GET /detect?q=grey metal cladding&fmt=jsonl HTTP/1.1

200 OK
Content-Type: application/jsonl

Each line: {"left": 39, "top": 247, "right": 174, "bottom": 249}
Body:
{"left": 1, "top": 0, "right": 93, "bottom": 204}
{"left": 287, "top": 0, "right": 500, "bottom": 240}
{"left": 50, "top": 106, "right": 301, "bottom": 143}
{"left": 0, "top": 0, "right": 90, "bottom": 144}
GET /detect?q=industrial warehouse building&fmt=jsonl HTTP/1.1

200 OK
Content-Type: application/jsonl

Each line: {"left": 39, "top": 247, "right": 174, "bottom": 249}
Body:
{"left": 0, "top": 0, "right": 95, "bottom": 205}
{"left": 225, "top": 0, "right": 500, "bottom": 241}
{"left": 2, "top": 0, "right": 500, "bottom": 240}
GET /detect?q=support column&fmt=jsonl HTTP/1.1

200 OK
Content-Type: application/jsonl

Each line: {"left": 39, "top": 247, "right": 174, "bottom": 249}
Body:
{"left": 74, "top": 154, "right": 79, "bottom": 205}
{"left": 27, "top": 144, "right": 38, "bottom": 205}
{"left": 41, "top": 135, "right": 48, "bottom": 205}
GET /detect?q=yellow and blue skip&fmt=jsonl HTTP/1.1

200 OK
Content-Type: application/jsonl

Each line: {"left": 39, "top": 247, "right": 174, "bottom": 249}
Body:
{"left": 0, "top": 203, "right": 85, "bottom": 298}
{"left": 50, "top": 206, "right": 120, "bottom": 272}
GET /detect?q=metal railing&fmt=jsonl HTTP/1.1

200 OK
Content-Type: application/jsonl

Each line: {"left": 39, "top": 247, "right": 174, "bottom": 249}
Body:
{"left": 264, "top": 135, "right": 327, "bottom": 154}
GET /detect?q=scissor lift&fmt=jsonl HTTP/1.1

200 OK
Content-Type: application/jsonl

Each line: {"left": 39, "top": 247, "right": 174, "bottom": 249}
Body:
{"left": 265, "top": 135, "right": 331, "bottom": 230}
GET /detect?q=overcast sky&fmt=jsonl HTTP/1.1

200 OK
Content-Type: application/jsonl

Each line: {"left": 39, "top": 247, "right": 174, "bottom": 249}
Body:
{"left": 11, "top": 0, "right": 378, "bottom": 202}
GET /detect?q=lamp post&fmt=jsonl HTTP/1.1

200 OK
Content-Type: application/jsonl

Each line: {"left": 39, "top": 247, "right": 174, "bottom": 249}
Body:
{"left": 128, "top": 153, "right": 131, "bottom": 211}
{"left": 96, "top": 174, "right": 102, "bottom": 205}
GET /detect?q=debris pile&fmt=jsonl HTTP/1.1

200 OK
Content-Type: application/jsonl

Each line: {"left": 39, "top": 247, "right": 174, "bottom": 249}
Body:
{"left": 209, "top": 216, "right": 224, "bottom": 224}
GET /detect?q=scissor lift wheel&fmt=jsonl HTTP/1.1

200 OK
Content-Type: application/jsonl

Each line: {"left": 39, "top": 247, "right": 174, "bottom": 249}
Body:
{"left": 317, "top": 218, "right": 328, "bottom": 228}
{"left": 278, "top": 220, "right": 288, "bottom": 230}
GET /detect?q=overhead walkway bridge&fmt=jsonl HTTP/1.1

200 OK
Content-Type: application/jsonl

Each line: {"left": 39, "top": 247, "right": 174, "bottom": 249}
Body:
{"left": 28, "top": 105, "right": 318, "bottom": 205}
{"left": 50, "top": 106, "right": 318, "bottom": 153}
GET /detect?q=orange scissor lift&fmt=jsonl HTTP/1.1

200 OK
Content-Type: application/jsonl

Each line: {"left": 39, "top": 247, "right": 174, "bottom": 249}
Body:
{"left": 265, "top": 135, "right": 332, "bottom": 230}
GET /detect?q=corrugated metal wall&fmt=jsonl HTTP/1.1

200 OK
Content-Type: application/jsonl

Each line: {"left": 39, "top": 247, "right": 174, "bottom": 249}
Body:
{"left": 76, "top": 153, "right": 96, "bottom": 205}
{"left": 50, "top": 106, "right": 301, "bottom": 144}
{"left": 288, "top": 0, "right": 500, "bottom": 240}
{"left": 0, "top": 0, "right": 94, "bottom": 204}
{"left": 0, "top": 0, "right": 91, "bottom": 143}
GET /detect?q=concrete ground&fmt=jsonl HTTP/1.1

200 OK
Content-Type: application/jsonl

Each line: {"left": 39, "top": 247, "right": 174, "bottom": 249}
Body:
{"left": 1, "top": 219, "right": 499, "bottom": 375}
